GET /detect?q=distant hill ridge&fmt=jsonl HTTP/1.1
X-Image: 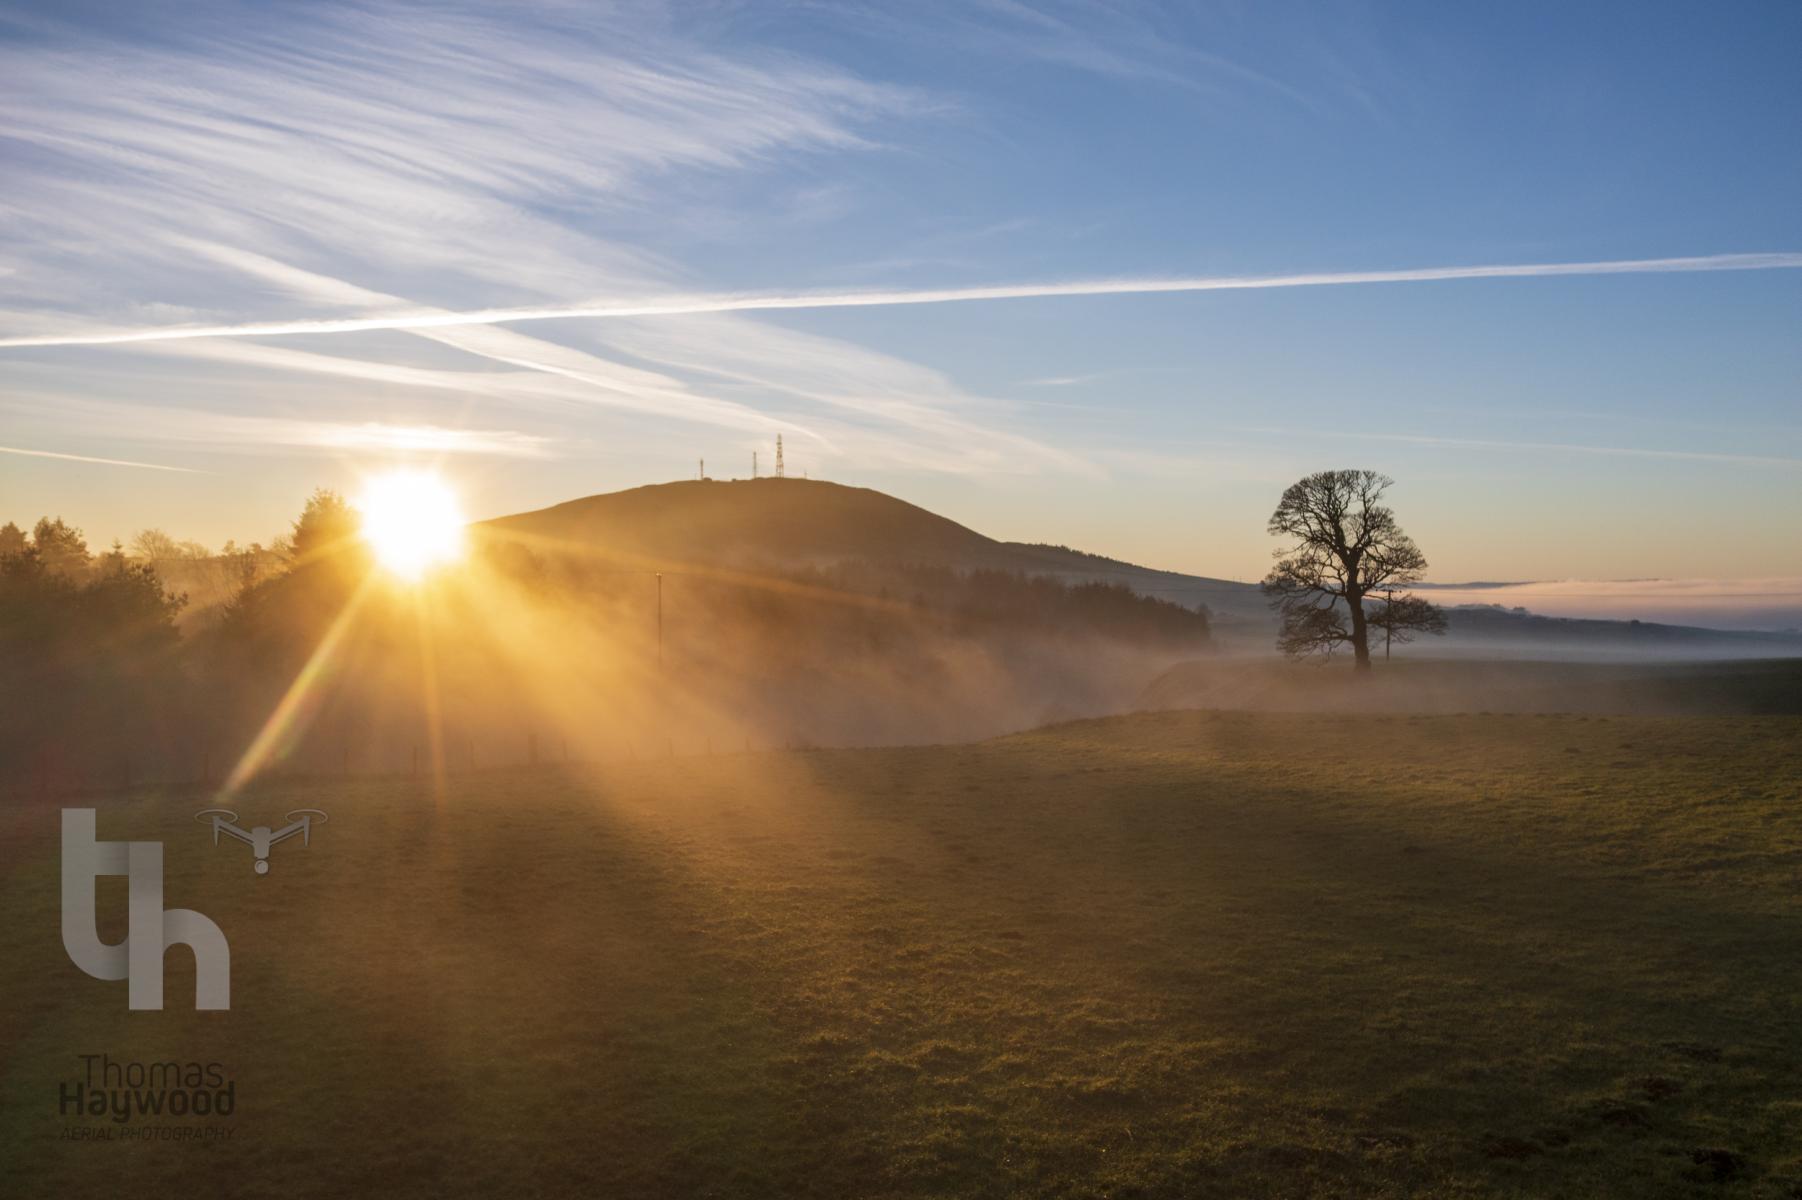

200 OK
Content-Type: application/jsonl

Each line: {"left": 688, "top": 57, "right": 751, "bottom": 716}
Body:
{"left": 479, "top": 478, "right": 1802, "bottom": 656}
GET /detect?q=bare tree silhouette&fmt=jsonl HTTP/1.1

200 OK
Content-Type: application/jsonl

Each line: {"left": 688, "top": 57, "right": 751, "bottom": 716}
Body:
{"left": 1261, "top": 470, "right": 1445, "bottom": 670}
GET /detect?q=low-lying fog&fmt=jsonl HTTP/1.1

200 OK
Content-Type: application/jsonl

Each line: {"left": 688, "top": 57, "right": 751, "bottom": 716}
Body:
{"left": 1415, "top": 577, "right": 1802, "bottom": 632}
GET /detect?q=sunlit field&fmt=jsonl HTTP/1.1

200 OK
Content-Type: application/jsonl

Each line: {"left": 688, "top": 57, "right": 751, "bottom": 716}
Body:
{"left": 4, "top": 710, "right": 1800, "bottom": 1198}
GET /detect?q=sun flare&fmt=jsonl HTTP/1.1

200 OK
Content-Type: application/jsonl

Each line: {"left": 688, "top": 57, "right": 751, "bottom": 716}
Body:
{"left": 356, "top": 469, "right": 466, "bottom": 580}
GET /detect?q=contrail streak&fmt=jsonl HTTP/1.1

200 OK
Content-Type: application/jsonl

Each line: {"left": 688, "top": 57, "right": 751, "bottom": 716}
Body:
{"left": 3, "top": 252, "right": 1799, "bottom": 350}
{"left": 0, "top": 444, "right": 202, "bottom": 472}
{"left": 1238, "top": 427, "right": 1802, "bottom": 468}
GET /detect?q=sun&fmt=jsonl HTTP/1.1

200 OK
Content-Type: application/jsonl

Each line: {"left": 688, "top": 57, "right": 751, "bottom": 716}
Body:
{"left": 356, "top": 469, "right": 466, "bottom": 580}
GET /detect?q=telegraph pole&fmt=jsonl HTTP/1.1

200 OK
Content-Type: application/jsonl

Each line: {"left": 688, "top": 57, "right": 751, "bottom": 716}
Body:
{"left": 1382, "top": 588, "right": 1396, "bottom": 660}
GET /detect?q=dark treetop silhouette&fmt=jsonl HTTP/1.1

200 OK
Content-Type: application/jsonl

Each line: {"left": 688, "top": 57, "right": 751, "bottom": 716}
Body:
{"left": 1261, "top": 470, "right": 1446, "bottom": 669}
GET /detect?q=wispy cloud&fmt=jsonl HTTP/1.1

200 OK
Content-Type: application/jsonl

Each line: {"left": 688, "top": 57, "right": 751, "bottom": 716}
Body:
{"left": 0, "top": 445, "right": 201, "bottom": 473}
{"left": 593, "top": 312, "right": 1087, "bottom": 474}
{"left": 1021, "top": 372, "right": 1113, "bottom": 388}
{"left": 1238, "top": 427, "right": 1802, "bottom": 469}
{"left": 306, "top": 423, "right": 554, "bottom": 458}
{"left": 818, "top": 0, "right": 1323, "bottom": 113}
{"left": 0, "top": 3, "right": 1069, "bottom": 477}
{"left": 1, "top": 391, "right": 552, "bottom": 460}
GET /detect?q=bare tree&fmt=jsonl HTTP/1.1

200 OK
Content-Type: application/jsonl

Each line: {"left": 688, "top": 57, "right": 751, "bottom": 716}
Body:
{"left": 130, "top": 528, "right": 210, "bottom": 561}
{"left": 1261, "top": 469, "right": 1446, "bottom": 670}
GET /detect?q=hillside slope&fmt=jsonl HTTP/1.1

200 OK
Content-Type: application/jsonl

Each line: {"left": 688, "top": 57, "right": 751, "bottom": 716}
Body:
{"left": 478, "top": 476, "right": 1256, "bottom": 613}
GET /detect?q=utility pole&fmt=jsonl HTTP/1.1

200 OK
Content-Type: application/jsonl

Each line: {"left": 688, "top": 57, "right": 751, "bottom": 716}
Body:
{"left": 1382, "top": 588, "right": 1396, "bottom": 660}
{"left": 698, "top": 457, "right": 704, "bottom": 480}
{"left": 775, "top": 434, "right": 785, "bottom": 478}
{"left": 752, "top": 450, "right": 758, "bottom": 479}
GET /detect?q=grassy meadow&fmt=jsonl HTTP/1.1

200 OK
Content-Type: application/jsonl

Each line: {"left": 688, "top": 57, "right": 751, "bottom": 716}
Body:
{"left": 3, "top": 710, "right": 1801, "bottom": 1197}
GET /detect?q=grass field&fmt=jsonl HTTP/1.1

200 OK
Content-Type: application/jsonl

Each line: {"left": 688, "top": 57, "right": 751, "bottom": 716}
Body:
{"left": 3, "top": 711, "right": 1801, "bottom": 1198}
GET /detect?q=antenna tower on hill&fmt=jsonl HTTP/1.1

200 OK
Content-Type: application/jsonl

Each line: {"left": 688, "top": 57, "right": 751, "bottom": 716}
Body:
{"left": 775, "top": 434, "right": 785, "bottom": 478}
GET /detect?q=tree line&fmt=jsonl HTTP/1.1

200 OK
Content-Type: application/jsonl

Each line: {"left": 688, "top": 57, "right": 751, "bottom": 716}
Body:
{"left": 0, "top": 493, "right": 354, "bottom": 791}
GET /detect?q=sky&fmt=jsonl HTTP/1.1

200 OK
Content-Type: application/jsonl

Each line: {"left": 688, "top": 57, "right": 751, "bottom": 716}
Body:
{"left": 2, "top": 0, "right": 1799, "bottom": 604}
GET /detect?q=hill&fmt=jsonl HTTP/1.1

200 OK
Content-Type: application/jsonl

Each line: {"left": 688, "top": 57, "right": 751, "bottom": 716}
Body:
{"left": 482, "top": 477, "right": 1005, "bottom": 568}
{"left": 1437, "top": 604, "right": 1802, "bottom": 659}
{"left": 479, "top": 476, "right": 1247, "bottom": 605}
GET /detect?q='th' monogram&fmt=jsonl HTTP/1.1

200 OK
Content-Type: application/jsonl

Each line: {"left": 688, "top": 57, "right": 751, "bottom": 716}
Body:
{"left": 62, "top": 809, "right": 230, "bottom": 1011}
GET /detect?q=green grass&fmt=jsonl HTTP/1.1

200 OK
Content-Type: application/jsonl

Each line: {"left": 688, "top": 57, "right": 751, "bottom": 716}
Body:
{"left": 3, "top": 711, "right": 1801, "bottom": 1197}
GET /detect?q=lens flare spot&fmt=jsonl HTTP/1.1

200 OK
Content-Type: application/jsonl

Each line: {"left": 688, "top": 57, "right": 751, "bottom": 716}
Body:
{"left": 357, "top": 469, "right": 465, "bottom": 580}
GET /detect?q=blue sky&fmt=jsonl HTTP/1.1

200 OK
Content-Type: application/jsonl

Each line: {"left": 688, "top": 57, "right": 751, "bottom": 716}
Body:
{"left": 1, "top": 0, "right": 1798, "bottom": 596}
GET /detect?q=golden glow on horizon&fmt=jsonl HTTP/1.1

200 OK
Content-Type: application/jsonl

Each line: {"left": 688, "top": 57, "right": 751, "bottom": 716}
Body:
{"left": 357, "top": 468, "right": 466, "bottom": 580}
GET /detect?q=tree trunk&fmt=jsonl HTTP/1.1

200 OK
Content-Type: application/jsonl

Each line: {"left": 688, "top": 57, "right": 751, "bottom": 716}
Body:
{"left": 1348, "top": 592, "right": 1372, "bottom": 670}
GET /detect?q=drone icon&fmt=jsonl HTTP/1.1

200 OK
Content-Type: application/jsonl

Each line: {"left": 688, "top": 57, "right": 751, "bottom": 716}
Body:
{"left": 194, "top": 809, "right": 328, "bottom": 875}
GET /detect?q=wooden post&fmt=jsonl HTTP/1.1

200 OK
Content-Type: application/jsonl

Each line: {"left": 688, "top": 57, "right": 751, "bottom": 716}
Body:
{"left": 1384, "top": 588, "right": 1395, "bottom": 660}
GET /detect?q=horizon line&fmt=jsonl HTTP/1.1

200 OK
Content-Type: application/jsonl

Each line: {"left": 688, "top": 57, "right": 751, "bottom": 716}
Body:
{"left": 3, "top": 251, "right": 1800, "bottom": 350}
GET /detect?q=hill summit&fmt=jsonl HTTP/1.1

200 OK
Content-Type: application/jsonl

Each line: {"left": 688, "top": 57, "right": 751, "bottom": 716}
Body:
{"left": 482, "top": 478, "right": 1001, "bottom": 568}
